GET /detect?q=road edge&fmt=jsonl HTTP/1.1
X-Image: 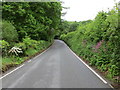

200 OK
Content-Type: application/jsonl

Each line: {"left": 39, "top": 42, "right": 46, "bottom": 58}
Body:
{"left": 65, "top": 42, "right": 114, "bottom": 89}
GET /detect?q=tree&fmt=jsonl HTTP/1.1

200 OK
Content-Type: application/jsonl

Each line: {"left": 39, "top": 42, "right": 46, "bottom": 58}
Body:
{"left": 2, "top": 2, "right": 62, "bottom": 41}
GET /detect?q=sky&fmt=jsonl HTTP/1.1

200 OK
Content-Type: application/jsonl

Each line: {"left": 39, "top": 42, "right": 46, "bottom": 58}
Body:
{"left": 61, "top": 0, "right": 119, "bottom": 21}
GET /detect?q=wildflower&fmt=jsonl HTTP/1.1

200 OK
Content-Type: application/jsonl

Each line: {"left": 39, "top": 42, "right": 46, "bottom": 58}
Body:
{"left": 93, "top": 40, "right": 104, "bottom": 52}
{"left": 9, "top": 46, "right": 23, "bottom": 55}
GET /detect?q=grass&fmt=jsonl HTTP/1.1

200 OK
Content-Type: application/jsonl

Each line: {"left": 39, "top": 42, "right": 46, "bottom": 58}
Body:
{"left": 2, "top": 57, "right": 14, "bottom": 65}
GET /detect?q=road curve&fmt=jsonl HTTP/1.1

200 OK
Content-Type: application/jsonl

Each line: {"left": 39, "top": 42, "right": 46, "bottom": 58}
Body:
{"left": 2, "top": 40, "right": 113, "bottom": 88}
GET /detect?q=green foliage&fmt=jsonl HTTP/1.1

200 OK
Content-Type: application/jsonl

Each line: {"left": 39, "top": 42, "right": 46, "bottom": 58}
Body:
{"left": 2, "top": 2, "right": 62, "bottom": 41}
{"left": 60, "top": 5, "right": 120, "bottom": 82}
{"left": 1, "top": 2, "right": 61, "bottom": 72}
{"left": 57, "top": 20, "right": 79, "bottom": 38}
{"left": 1, "top": 20, "right": 18, "bottom": 42}
{"left": 22, "top": 36, "right": 38, "bottom": 49}
{"left": 2, "top": 56, "right": 24, "bottom": 72}
{"left": 25, "top": 48, "right": 37, "bottom": 56}
{"left": 69, "top": 22, "right": 79, "bottom": 32}
{"left": 2, "top": 38, "right": 51, "bottom": 72}
{"left": 2, "top": 57, "right": 14, "bottom": 65}
{"left": 15, "top": 37, "right": 51, "bottom": 56}
{"left": 0, "top": 40, "right": 9, "bottom": 49}
{"left": 0, "top": 40, "right": 9, "bottom": 56}
{"left": 15, "top": 42, "right": 26, "bottom": 51}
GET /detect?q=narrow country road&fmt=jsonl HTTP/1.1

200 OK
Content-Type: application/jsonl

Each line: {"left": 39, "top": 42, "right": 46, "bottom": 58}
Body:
{"left": 2, "top": 40, "right": 113, "bottom": 89}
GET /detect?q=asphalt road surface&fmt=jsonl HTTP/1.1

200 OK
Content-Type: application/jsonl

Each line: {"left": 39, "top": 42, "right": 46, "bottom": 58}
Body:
{"left": 2, "top": 40, "right": 113, "bottom": 89}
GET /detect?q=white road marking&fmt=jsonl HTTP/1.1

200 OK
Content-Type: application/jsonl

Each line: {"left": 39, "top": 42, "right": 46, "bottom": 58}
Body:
{"left": 0, "top": 64, "right": 25, "bottom": 80}
{"left": 67, "top": 46, "right": 108, "bottom": 84}
{"left": 109, "top": 84, "right": 114, "bottom": 88}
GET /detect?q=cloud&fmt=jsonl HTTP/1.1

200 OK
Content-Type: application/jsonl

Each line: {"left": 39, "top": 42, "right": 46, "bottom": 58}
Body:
{"left": 61, "top": 0, "right": 118, "bottom": 21}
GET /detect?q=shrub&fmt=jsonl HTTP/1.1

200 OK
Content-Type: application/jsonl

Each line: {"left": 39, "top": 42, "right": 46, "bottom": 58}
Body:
{"left": 22, "top": 36, "right": 38, "bottom": 49}
{"left": 15, "top": 42, "right": 26, "bottom": 51}
{"left": 2, "top": 20, "right": 18, "bottom": 42}
{"left": 0, "top": 40, "right": 10, "bottom": 56}
{"left": 25, "top": 48, "right": 37, "bottom": 56}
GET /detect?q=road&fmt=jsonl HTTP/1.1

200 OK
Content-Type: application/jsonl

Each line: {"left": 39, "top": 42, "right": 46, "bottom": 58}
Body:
{"left": 1, "top": 40, "right": 113, "bottom": 89}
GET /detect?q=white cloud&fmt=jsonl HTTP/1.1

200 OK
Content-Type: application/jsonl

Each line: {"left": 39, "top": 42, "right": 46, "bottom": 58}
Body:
{"left": 61, "top": 0, "right": 119, "bottom": 21}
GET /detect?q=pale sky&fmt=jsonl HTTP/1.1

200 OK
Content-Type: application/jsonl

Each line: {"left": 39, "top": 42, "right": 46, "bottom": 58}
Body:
{"left": 61, "top": 0, "right": 119, "bottom": 21}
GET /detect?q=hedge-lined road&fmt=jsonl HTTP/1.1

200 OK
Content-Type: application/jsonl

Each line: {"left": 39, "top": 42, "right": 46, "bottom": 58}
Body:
{"left": 2, "top": 40, "right": 112, "bottom": 88}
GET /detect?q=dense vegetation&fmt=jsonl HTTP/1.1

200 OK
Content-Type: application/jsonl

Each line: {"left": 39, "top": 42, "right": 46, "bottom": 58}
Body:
{"left": 2, "top": 2, "right": 62, "bottom": 41}
{"left": 1, "top": 2, "right": 62, "bottom": 72}
{"left": 60, "top": 5, "right": 120, "bottom": 82}
{"left": 55, "top": 20, "right": 80, "bottom": 38}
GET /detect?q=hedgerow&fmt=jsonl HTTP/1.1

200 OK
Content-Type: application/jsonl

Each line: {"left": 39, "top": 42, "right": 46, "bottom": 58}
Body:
{"left": 60, "top": 5, "right": 120, "bottom": 82}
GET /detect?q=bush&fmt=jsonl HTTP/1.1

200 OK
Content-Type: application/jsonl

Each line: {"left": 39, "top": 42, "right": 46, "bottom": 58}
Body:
{"left": 15, "top": 37, "right": 51, "bottom": 56}
{"left": 15, "top": 42, "right": 26, "bottom": 51}
{"left": 0, "top": 40, "right": 10, "bottom": 56}
{"left": 25, "top": 48, "right": 37, "bottom": 56}
{"left": 22, "top": 36, "right": 39, "bottom": 49}
{"left": 2, "top": 20, "right": 18, "bottom": 42}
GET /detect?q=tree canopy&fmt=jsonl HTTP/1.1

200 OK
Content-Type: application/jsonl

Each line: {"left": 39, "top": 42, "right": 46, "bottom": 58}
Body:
{"left": 2, "top": 2, "right": 62, "bottom": 41}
